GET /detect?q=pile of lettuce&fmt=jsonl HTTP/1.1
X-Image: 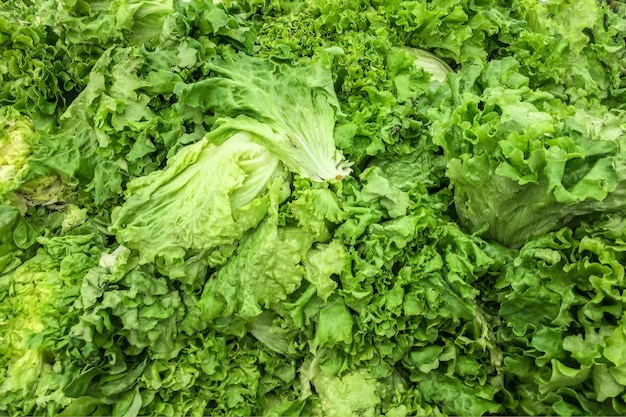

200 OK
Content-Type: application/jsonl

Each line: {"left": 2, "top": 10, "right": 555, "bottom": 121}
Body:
{"left": 1, "top": 0, "right": 626, "bottom": 415}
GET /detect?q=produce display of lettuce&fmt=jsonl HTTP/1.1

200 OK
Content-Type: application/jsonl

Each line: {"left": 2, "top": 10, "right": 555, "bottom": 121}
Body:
{"left": 1, "top": 0, "right": 626, "bottom": 416}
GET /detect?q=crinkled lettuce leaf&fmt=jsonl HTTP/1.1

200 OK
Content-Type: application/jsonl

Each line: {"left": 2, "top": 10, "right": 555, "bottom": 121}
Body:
{"left": 175, "top": 55, "right": 352, "bottom": 181}
{"left": 0, "top": 217, "right": 107, "bottom": 416}
{"left": 0, "top": 107, "right": 32, "bottom": 202}
{"left": 498, "top": 0, "right": 626, "bottom": 106}
{"left": 496, "top": 216, "right": 626, "bottom": 414}
{"left": 431, "top": 58, "right": 626, "bottom": 248}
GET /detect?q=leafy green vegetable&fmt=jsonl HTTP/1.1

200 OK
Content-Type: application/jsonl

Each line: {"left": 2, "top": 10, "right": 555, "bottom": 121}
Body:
{"left": 400, "top": 47, "right": 453, "bottom": 83}
{"left": 302, "top": 358, "right": 381, "bottom": 417}
{"left": 0, "top": 107, "right": 32, "bottom": 203}
{"left": 431, "top": 57, "right": 626, "bottom": 248}
{"left": 111, "top": 127, "right": 289, "bottom": 270}
{"left": 198, "top": 215, "right": 314, "bottom": 321}
{"left": 175, "top": 55, "right": 352, "bottom": 181}
{"left": 0, "top": 205, "right": 40, "bottom": 274}
{"left": 497, "top": 0, "right": 626, "bottom": 106}
{"left": 0, "top": 217, "right": 107, "bottom": 415}
{"left": 2, "top": 0, "right": 626, "bottom": 415}
{"left": 496, "top": 216, "right": 626, "bottom": 414}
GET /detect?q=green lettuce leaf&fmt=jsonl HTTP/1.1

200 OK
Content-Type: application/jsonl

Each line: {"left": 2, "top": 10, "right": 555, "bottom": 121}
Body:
{"left": 198, "top": 216, "right": 315, "bottom": 322}
{"left": 0, "top": 218, "right": 107, "bottom": 416}
{"left": 0, "top": 205, "right": 40, "bottom": 274}
{"left": 111, "top": 126, "right": 290, "bottom": 271}
{"left": 175, "top": 55, "right": 352, "bottom": 181}
{"left": 499, "top": 0, "right": 626, "bottom": 105}
{"left": 496, "top": 216, "right": 626, "bottom": 414}
{"left": 0, "top": 107, "right": 32, "bottom": 203}
{"left": 300, "top": 356, "right": 381, "bottom": 417}
{"left": 431, "top": 57, "right": 626, "bottom": 248}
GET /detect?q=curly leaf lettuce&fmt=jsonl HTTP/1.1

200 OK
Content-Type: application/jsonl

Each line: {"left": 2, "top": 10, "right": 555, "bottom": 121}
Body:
{"left": 0, "top": 107, "right": 32, "bottom": 202}
{"left": 431, "top": 58, "right": 626, "bottom": 248}
{"left": 496, "top": 217, "right": 626, "bottom": 414}
{"left": 199, "top": 217, "right": 315, "bottom": 322}
{"left": 0, "top": 219, "right": 107, "bottom": 416}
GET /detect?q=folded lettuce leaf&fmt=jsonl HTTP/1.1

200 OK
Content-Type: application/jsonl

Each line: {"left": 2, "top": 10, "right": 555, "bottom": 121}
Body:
{"left": 111, "top": 125, "right": 290, "bottom": 269}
